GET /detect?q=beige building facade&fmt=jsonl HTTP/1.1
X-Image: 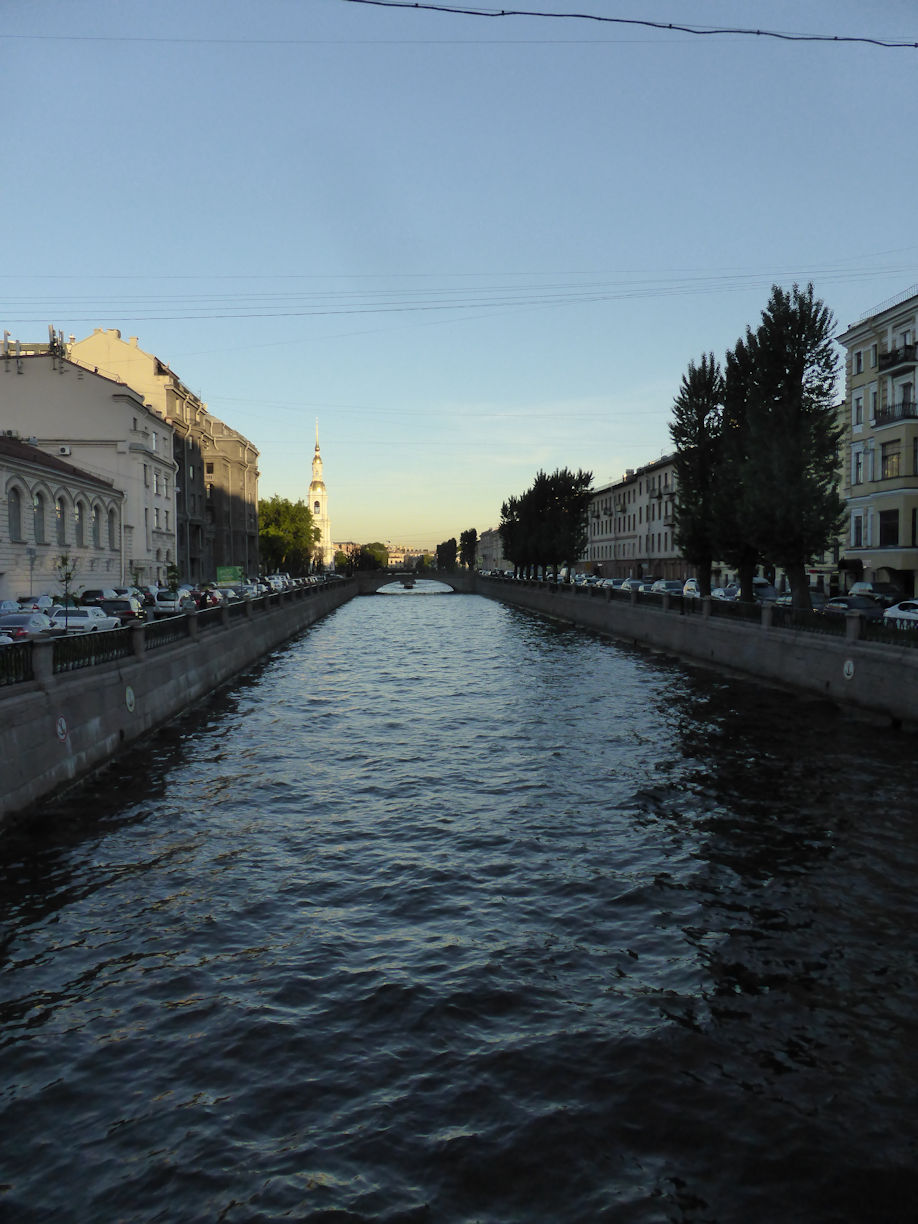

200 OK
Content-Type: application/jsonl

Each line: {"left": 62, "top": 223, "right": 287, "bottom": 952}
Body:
{"left": 1, "top": 341, "right": 175, "bottom": 589}
{"left": 585, "top": 456, "right": 685, "bottom": 581}
{"left": 0, "top": 434, "right": 125, "bottom": 603}
{"left": 70, "top": 330, "right": 259, "bottom": 584}
{"left": 837, "top": 286, "right": 918, "bottom": 596}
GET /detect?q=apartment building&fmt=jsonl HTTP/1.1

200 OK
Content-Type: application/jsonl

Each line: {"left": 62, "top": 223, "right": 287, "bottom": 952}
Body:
{"left": 837, "top": 285, "right": 918, "bottom": 596}
{"left": 70, "top": 330, "right": 259, "bottom": 584}
{"left": 0, "top": 433, "right": 125, "bottom": 603}
{"left": 585, "top": 455, "right": 683, "bottom": 580}
{"left": 1, "top": 339, "right": 175, "bottom": 589}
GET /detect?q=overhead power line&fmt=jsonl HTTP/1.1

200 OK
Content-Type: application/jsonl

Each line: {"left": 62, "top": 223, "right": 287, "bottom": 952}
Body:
{"left": 339, "top": 0, "right": 918, "bottom": 50}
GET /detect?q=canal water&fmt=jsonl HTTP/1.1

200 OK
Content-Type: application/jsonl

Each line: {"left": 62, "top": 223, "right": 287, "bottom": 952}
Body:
{"left": 1, "top": 590, "right": 916, "bottom": 1223}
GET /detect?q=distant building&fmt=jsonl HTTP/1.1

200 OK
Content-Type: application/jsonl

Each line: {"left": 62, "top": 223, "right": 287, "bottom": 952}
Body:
{"left": 0, "top": 432, "right": 125, "bottom": 602}
{"left": 477, "top": 527, "right": 508, "bottom": 573}
{"left": 585, "top": 456, "right": 683, "bottom": 580}
{"left": 1, "top": 338, "right": 174, "bottom": 588}
{"left": 70, "top": 329, "right": 259, "bottom": 584}
{"left": 837, "top": 286, "right": 918, "bottom": 596}
{"left": 308, "top": 424, "right": 333, "bottom": 568}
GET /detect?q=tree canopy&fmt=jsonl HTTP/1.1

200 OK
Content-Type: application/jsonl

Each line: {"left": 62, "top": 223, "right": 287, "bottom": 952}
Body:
{"left": 499, "top": 468, "right": 593, "bottom": 575}
{"left": 459, "top": 528, "right": 478, "bottom": 569}
{"left": 669, "top": 353, "right": 724, "bottom": 597}
{"left": 258, "top": 496, "right": 320, "bottom": 576}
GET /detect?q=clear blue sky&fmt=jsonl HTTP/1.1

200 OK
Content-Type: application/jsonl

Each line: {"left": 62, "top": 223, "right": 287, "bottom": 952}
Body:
{"left": 3, "top": 0, "right": 917, "bottom": 548}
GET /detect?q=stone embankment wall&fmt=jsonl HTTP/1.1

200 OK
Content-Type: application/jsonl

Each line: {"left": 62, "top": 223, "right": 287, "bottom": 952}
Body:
{"left": 0, "top": 582, "right": 356, "bottom": 824}
{"left": 477, "top": 576, "right": 918, "bottom": 727}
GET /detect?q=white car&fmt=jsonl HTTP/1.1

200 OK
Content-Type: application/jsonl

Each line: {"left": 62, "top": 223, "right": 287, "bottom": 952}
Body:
{"left": 882, "top": 600, "right": 918, "bottom": 629}
{"left": 153, "top": 588, "right": 196, "bottom": 617}
{"left": 48, "top": 605, "right": 122, "bottom": 633}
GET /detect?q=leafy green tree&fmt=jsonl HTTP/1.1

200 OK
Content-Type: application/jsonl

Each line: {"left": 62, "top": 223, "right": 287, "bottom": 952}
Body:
{"left": 259, "top": 496, "right": 320, "bottom": 576}
{"left": 459, "top": 528, "right": 478, "bottom": 569}
{"left": 726, "top": 284, "right": 843, "bottom": 609}
{"left": 499, "top": 468, "right": 593, "bottom": 576}
{"left": 363, "top": 541, "right": 389, "bottom": 569}
{"left": 714, "top": 334, "right": 763, "bottom": 602}
{"left": 669, "top": 354, "right": 724, "bottom": 597}
{"left": 334, "top": 549, "right": 350, "bottom": 570}
{"left": 436, "top": 538, "right": 458, "bottom": 570}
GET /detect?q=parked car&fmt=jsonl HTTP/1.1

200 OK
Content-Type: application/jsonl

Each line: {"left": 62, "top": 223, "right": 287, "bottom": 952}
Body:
{"left": 621, "top": 578, "right": 646, "bottom": 592}
{"left": 80, "top": 588, "right": 119, "bottom": 607}
{"left": 882, "top": 600, "right": 918, "bottom": 628}
{"left": 848, "top": 581, "right": 904, "bottom": 609}
{"left": 0, "top": 612, "right": 56, "bottom": 639}
{"left": 682, "top": 578, "right": 701, "bottom": 598}
{"left": 823, "top": 595, "right": 886, "bottom": 622}
{"left": 16, "top": 594, "right": 55, "bottom": 612}
{"left": 152, "top": 589, "right": 196, "bottom": 617}
{"left": 776, "top": 590, "right": 827, "bottom": 611}
{"left": 651, "top": 580, "right": 684, "bottom": 596}
{"left": 49, "top": 605, "right": 123, "bottom": 633}
{"left": 752, "top": 580, "right": 779, "bottom": 603}
{"left": 711, "top": 584, "right": 739, "bottom": 601}
{"left": 100, "top": 597, "right": 148, "bottom": 625}
{"left": 0, "top": 599, "right": 18, "bottom": 615}
{"left": 0, "top": 634, "right": 14, "bottom": 646}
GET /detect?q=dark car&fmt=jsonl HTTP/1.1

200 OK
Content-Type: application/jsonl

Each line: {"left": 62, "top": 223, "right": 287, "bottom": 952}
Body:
{"left": 823, "top": 595, "right": 886, "bottom": 622}
{"left": 81, "top": 588, "right": 118, "bottom": 607}
{"left": 100, "top": 597, "right": 148, "bottom": 625}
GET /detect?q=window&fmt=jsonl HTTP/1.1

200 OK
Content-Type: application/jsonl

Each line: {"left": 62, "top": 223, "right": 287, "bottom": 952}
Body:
{"left": 852, "top": 515, "right": 863, "bottom": 548}
{"left": 853, "top": 394, "right": 863, "bottom": 425}
{"left": 108, "top": 508, "right": 117, "bottom": 550}
{"left": 151, "top": 432, "right": 157, "bottom": 452}
{"left": 855, "top": 350, "right": 863, "bottom": 374}
{"left": 871, "top": 344, "right": 878, "bottom": 367}
{"left": 75, "top": 503, "right": 86, "bottom": 546}
{"left": 879, "top": 509, "right": 899, "bottom": 548}
{"left": 143, "top": 464, "right": 149, "bottom": 487}
{"left": 871, "top": 389, "right": 878, "bottom": 419}
{"left": 92, "top": 506, "right": 101, "bottom": 549}
{"left": 154, "top": 508, "right": 160, "bottom": 529}
{"left": 314, "top": 501, "right": 320, "bottom": 516}
{"left": 153, "top": 472, "right": 160, "bottom": 495}
{"left": 56, "top": 497, "right": 66, "bottom": 546}
{"left": 33, "top": 492, "right": 46, "bottom": 544}
{"left": 8, "top": 487, "right": 22, "bottom": 539}
{"left": 881, "top": 440, "right": 901, "bottom": 479}
{"left": 853, "top": 451, "right": 863, "bottom": 485}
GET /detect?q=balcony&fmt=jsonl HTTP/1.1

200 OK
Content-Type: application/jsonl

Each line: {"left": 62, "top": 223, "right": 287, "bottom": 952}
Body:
{"left": 878, "top": 343, "right": 917, "bottom": 373}
{"left": 873, "top": 400, "right": 918, "bottom": 427}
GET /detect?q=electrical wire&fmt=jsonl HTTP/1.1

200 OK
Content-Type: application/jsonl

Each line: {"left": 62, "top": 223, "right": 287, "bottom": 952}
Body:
{"left": 339, "top": 0, "right": 918, "bottom": 50}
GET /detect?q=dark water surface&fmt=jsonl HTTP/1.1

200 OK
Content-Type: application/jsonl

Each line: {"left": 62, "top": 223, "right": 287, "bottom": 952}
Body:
{"left": 1, "top": 591, "right": 916, "bottom": 1223}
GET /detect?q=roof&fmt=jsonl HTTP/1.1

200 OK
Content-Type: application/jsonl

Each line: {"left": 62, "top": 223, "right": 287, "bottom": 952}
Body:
{"left": 0, "top": 434, "right": 118, "bottom": 494}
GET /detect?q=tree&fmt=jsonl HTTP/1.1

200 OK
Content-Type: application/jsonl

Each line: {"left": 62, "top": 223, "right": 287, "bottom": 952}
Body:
{"left": 459, "top": 528, "right": 478, "bottom": 570}
{"left": 258, "top": 496, "right": 320, "bottom": 576}
{"left": 499, "top": 468, "right": 593, "bottom": 576}
{"left": 669, "top": 354, "right": 724, "bottom": 597}
{"left": 732, "top": 284, "right": 843, "bottom": 609}
{"left": 436, "top": 538, "right": 458, "bottom": 570}
{"left": 363, "top": 541, "right": 389, "bottom": 569}
{"left": 54, "top": 552, "right": 79, "bottom": 629}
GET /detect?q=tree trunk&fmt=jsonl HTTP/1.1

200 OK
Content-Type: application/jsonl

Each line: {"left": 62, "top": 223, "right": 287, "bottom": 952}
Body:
{"left": 787, "top": 559, "right": 812, "bottom": 611}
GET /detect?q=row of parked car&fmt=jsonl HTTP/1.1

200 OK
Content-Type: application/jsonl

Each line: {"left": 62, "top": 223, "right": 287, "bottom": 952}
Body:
{"left": 0, "top": 574, "right": 345, "bottom": 643}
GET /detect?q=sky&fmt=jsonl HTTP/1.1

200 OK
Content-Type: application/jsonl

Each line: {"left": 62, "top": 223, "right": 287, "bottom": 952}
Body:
{"left": 3, "top": 0, "right": 917, "bottom": 549}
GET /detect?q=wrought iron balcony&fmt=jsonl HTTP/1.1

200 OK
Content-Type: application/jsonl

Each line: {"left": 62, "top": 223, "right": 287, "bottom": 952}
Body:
{"left": 873, "top": 400, "right": 918, "bottom": 426}
{"left": 878, "top": 343, "right": 917, "bottom": 372}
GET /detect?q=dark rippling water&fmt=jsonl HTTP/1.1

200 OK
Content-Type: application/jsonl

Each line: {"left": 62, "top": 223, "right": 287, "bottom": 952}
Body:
{"left": 2, "top": 586, "right": 917, "bottom": 1223}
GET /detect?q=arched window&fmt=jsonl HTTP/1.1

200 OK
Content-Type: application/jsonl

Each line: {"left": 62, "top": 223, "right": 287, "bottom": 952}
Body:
{"left": 314, "top": 501, "right": 320, "bottom": 516}
{"left": 33, "top": 492, "right": 46, "bottom": 544}
{"left": 91, "top": 505, "right": 101, "bottom": 549}
{"left": 8, "top": 488, "right": 22, "bottom": 539}
{"left": 108, "top": 508, "right": 117, "bottom": 550}
{"left": 56, "top": 497, "right": 67, "bottom": 546}
{"left": 75, "top": 502, "right": 86, "bottom": 547}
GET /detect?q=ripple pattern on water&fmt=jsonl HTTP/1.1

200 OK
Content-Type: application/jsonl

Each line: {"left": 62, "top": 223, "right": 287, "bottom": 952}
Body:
{"left": 1, "top": 595, "right": 917, "bottom": 1222}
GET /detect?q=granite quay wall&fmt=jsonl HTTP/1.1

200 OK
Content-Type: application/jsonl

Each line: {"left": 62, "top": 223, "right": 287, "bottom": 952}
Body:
{"left": 477, "top": 576, "right": 918, "bottom": 727}
{"left": 0, "top": 581, "right": 356, "bottom": 824}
